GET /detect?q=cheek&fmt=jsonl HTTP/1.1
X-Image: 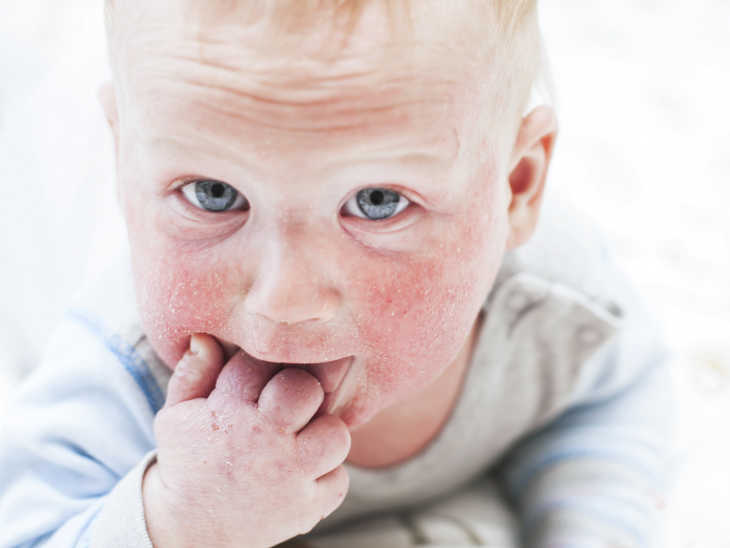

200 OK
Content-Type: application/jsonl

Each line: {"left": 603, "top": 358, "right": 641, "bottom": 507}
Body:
{"left": 349, "top": 187, "right": 508, "bottom": 415}
{"left": 122, "top": 174, "right": 246, "bottom": 370}
{"left": 129, "top": 238, "right": 239, "bottom": 370}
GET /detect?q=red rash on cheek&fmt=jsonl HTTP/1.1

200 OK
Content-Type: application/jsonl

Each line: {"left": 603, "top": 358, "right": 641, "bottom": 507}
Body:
{"left": 347, "top": 211, "right": 503, "bottom": 418}
{"left": 130, "top": 247, "right": 240, "bottom": 369}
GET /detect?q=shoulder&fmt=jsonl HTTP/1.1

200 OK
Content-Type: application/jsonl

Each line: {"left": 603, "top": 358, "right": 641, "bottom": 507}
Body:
{"left": 486, "top": 189, "right": 667, "bottom": 404}
{"left": 496, "top": 189, "right": 627, "bottom": 315}
{"left": 3, "top": 251, "right": 166, "bottom": 453}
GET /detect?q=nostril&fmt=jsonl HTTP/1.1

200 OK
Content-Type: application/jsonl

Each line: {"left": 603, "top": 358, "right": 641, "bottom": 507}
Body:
{"left": 244, "top": 278, "right": 342, "bottom": 327}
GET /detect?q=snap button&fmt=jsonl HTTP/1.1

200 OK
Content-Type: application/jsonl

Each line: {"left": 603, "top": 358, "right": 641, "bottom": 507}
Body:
{"left": 607, "top": 302, "right": 624, "bottom": 318}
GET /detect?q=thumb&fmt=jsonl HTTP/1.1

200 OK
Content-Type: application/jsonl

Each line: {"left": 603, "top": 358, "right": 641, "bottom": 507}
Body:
{"left": 165, "top": 334, "right": 225, "bottom": 408}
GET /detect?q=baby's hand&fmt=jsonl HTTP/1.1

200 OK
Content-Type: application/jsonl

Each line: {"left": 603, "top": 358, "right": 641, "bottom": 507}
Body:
{"left": 143, "top": 334, "right": 351, "bottom": 548}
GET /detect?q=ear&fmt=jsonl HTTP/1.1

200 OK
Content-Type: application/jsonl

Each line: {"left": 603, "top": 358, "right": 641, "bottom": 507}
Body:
{"left": 505, "top": 105, "right": 558, "bottom": 250}
{"left": 97, "top": 81, "right": 123, "bottom": 207}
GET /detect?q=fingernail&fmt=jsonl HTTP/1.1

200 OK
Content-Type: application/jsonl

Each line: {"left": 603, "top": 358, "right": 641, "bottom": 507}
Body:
{"left": 189, "top": 334, "right": 204, "bottom": 357}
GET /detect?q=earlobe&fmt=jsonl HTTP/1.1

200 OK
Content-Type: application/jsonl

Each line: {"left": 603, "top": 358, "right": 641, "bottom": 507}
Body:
{"left": 506, "top": 105, "right": 558, "bottom": 250}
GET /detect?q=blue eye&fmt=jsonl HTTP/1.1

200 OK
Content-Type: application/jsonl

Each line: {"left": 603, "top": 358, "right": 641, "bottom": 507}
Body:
{"left": 345, "top": 188, "right": 410, "bottom": 221}
{"left": 181, "top": 180, "right": 249, "bottom": 212}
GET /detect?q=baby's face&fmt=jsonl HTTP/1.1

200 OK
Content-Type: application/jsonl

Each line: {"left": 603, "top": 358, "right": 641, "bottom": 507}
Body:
{"left": 113, "top": 1, "right": 514, "bottom": 428}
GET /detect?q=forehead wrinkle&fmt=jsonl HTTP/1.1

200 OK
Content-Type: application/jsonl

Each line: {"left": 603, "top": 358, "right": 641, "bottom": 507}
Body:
{"left": 174, "top": 61, "right": 449, "bottom": 112}
{"left": 177, "top": 83, "right": 453, "bottom": 135}
{"left": 129, "top": 28, "right": 474, "bottom": 100}
{"left": 120, "top": 4, "right": 484, "bottom": 100}
{"left": 131, "top": 46, "right": 466, "bottom": 136}
{"left": 188, "top": 26, "right": 480, "bottom": 79}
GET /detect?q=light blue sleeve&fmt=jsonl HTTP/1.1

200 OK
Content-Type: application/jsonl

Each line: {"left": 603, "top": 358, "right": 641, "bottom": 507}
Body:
{"left": 0, "top": 311, "right": 163, "bottom": 548}
{"left": 494, "top": 272, "right": 677, "bottom": 547}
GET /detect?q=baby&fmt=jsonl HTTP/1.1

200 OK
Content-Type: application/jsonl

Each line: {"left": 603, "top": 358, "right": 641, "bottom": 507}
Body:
{"left": 0, "top": 1, "right": 675, "bottom": 547}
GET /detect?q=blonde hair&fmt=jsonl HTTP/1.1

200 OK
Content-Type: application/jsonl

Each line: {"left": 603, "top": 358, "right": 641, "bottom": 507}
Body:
{"left": 106, "top": 0, "right": 536, "bottom": 34}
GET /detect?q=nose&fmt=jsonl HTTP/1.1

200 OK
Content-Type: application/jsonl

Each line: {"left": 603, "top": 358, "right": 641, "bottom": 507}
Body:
{"left": 243, "top": 229, "right": 342, "bottom": 326}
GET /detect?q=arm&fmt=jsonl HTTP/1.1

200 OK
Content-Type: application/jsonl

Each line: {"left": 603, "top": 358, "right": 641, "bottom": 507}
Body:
{"left": 494, "top": 282, "right": 676, "bottom": 547}
{"left": 0, "top": 311, "right": 160, "bottom": 547}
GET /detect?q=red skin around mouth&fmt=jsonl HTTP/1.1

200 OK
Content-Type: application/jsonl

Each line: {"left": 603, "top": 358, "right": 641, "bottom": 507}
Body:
{"left": 236, "top": 349, "right": 353, "bottom": 395}
{"left": 217, "top": 341, "right": 355, "bottom": 416}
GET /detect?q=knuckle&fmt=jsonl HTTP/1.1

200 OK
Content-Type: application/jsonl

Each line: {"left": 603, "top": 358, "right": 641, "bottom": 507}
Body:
{"left": 334, "top": 419, "right": 351, "bottom": 451}
{"left": 320, "top": 415, "right": 351, "bottom": 453}
{"left": 206, "top": 386, "right": 237, "bottom": 413}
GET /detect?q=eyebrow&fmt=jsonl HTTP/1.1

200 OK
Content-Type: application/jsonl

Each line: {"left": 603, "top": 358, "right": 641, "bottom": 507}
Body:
{"left": 144, "top": 131, "right": 461, "bottom": 209}
{"left": 145, "top": 124, "right": 461, "bottom": 172}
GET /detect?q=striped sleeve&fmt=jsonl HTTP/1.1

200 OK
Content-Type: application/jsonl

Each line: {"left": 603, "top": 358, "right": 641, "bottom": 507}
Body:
{"left": 0, "top": 311, "right": 160, "bottom": 547}
{"left": 495, "top": 281, "right": 676, "bottom": 547}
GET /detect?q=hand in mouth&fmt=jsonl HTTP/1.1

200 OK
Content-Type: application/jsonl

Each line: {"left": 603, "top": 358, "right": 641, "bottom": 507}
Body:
{"left": 219, "top": 338, "right": 355, "bottom": 417}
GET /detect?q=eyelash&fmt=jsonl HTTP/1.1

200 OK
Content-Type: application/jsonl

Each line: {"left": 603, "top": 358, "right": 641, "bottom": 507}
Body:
{"left": 178, "top": 179, "right": 412, "bottom": 222}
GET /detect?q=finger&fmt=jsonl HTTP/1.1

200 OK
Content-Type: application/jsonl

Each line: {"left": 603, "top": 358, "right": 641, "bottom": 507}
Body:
{"left": 296, "top": 414, "right": 351, "bottom": 478}
{"left": 210, "top": 349, "right": 279, "bottom": 406}
{"left": 315, "top": 465, "right": 350, "bottom": 521}
{"left": 258, "top": 368, "right": 324, "bottom": 434}
{"left": 165, "top": 334, "right": 224, "bottom": 408}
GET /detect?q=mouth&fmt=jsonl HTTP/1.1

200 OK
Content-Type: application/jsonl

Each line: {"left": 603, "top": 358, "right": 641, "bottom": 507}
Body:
{"left": 225, "top": 342, "right": 355, "bottom": 412}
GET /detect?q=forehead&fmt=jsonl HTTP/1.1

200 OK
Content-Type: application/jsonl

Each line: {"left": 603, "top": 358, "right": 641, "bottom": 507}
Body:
{"left": 115, "top": 1, "right": 501, "bottom": 164}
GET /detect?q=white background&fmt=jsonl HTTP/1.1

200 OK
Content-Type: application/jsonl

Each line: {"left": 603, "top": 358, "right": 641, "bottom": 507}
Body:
{"left": 1, "top": 1, "right": 729, "bottom": 545}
